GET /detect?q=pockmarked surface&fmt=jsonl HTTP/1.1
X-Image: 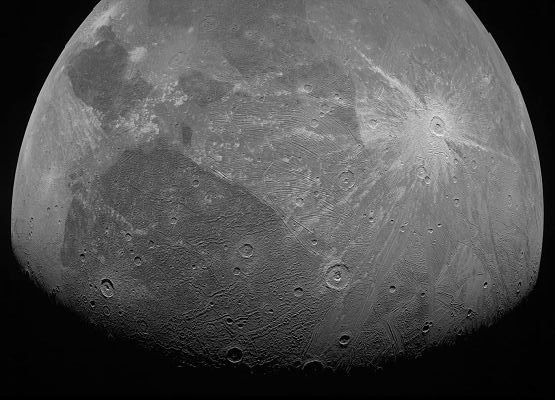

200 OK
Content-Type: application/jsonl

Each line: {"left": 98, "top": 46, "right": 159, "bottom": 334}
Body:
{"left": 12, "top": 0, "right": 543, "bottom": 371}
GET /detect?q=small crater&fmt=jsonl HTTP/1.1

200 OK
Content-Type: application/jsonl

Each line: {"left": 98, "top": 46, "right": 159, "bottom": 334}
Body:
{"left": 303, "top": 84, "right": 313, "bottom": 93}
{"left": 483, "top": 281, "right": 488, "bottom": 289}
{"left": 424, "top": 176, "right": 431, "bottom": 185}
{"left": 454, "top": 198, "right": 460, "bottom": 207}
{"left": 430, "top": 116, "right": 445, "bottom": 137}
{"left": 389, "top": 285, "right": 396, "bottom": 293}
{"left": 339, "top": 334, "right": 351, "bottom": 347}
{"left": 325, "top": 263, "right": 350, "bottom": 290}
{"left": 100, "top": 279, "right": 114, "bottom": 298}
{"left": 302, "top": 359, "right": 324, "bottom": 375}
{"left": 309, "top": 119, "right": 319, "bottom": 128}
{"left": 239, "top": 243, "right": 254, "bottom": 258}
{"left": 416, "top": 165, "right": 427, "bottom": 180}
{"left": 199, "top": 15, "right": 218, "bottom": 32}
{"left": 293, "top": 287, "right": 304, "bottom": 297}
{"left": 134, "top": 256, "right": 142, "bottom": 266}
{"left": 125, "top": 232, "right": 132, "bottom": 241}
{"left": 139, "top": 320, "right": 148, "bottom": 334}
{"left": 169, "top": 51, "right": 188, "bottom": 69}
{"left": 337, "top": 170, "right": 355, "bottom": 190}
{"left": 226, "top": 346, "right": 243, "bottom": 363}
{"left": 192, "top": 179, "right": 200, "bottom": 188}
{"left": 233, "top": 267, "right": 241, "bottom": 276}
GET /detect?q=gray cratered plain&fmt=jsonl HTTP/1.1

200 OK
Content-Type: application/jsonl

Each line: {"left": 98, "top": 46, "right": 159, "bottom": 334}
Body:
{"left": 11, "top": 0, "right": 543, "bottom": 372}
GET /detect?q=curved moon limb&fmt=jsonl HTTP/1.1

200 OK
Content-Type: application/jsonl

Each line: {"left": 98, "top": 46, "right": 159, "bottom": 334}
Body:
{"left": 11, "top": 0, "right": 542, "bottom": 372}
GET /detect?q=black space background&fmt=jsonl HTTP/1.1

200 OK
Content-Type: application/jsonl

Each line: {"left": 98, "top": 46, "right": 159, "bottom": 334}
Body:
{"left": 2, "top": 1, "right": 553, "bottom": 399}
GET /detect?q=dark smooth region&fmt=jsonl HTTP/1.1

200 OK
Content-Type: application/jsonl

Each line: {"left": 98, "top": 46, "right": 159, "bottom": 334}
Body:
{"left": 3, "top": 1, "right": 553, "bottom": 398}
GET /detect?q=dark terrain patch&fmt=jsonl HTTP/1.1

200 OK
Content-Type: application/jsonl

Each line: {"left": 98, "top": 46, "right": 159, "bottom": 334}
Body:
{"left": 66, "top": 26, "right": 151, "bottom": 126}
{"left": 180, "top": 124, "right": 193, "bottom": 146}
{"left": 60, "top": 142, "right": 330, "bottom": 368}
{"left": 177, "top": 70, "right": 233, "bottom": 108}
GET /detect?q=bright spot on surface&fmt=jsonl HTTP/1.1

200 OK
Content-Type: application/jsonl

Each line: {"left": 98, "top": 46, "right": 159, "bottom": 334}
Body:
{"left": 129, "top": 46, "right": 147, "bottom": 63}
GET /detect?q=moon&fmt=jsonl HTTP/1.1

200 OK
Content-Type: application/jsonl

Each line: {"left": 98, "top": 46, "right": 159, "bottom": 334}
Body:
{"left": 11, "top": 0, "right": 543, "bottom": 372}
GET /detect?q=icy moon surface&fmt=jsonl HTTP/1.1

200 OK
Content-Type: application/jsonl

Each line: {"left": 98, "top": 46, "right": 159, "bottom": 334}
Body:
{"left": 11, "top": 0, "right": 543, "bottom": 371}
